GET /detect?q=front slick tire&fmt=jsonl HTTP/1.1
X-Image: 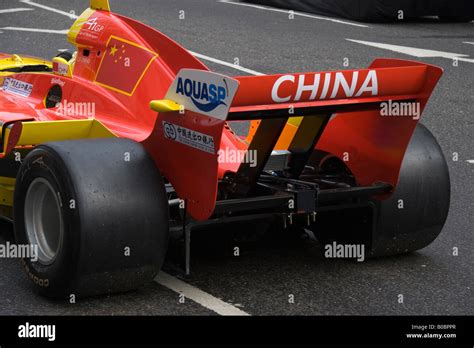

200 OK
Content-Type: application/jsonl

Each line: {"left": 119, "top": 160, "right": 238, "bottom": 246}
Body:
{"left": 14, "top": 139, "right": 169, "bottom": 298}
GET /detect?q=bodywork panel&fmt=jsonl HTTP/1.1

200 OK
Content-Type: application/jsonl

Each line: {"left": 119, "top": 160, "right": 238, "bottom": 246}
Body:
{"left": 0, "top": 3, "right": 443, "bottom": 221}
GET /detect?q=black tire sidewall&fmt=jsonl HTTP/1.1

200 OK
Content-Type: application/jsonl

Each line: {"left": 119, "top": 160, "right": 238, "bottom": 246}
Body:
{"left": 14, "top": 147, "right": 80, "bottom": 297}
{"left": 370, "top": 124, "right": 450, "bottom": 256}
{"left": 14, "top": 139, "right": 169, "bottom": 298}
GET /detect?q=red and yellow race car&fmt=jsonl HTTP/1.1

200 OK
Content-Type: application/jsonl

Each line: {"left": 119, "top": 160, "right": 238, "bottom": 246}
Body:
{"left": 0, "top": 0, "right": 449, "bottom": 297}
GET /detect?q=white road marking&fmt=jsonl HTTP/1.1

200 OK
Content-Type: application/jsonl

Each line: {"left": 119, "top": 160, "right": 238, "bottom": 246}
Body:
{"left": 155, "top": 272, "right": 251, "bottom": 316}
{"left": 463, "top": 42, "right": 474, "bottom": 45}
{"left": 4, "top": 9, "right": 253, "bottom": 317}
{"left": 347, "top": 39, "right": 474, "bottom": 64}
{"left": 190, "top": 51, "right": 263, "bottom": 76}
{"left": 11, "top": 1, "right": 263, "bottom": 76}
{"left": 218, "top": 0, "right": 369, "bottom": 28}
{"left": 19, "top": 0, "right": 77, "bottom": 19}
{"left": 0, "top": 8, "right": 33, "bottom": 14}
{"left": 2, "top": 0, "right": 254, "bottom": 315}
{"left": 0, "top": 23, "right": 261, "bottom": 75}
{"left": 467, "top": 160, "right": 474, "bottom": 164}
{"left": 0, "top": 26, "right": 69, "bottom": 34}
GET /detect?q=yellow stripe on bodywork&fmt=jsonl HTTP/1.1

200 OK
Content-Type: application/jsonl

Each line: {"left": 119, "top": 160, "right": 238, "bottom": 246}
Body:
{"left": 0, "top": 55, "right": 52, "bottom": 76}
{"left": 0, "top": 119, "right": 116, "bottom": 206}
{"left": 16, "top": 119, "right": 115, "bottom": 146}
{"left": 68, "top": 2, "right": 110, "bottom": 46}
{"left": 68, "top": 8, "right": 95, "bottom": 46}
{"left": 0, "top": 176, "right": 15, "bottom": 207}
{"left": 1, "top": 119, "right": 116, "bottom": 158}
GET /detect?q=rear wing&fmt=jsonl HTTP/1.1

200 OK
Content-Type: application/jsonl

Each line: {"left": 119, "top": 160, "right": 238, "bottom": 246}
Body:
{"left": 230, "top": 59, "right": 430, "bottom": 118}
{"left": 147, "top": 59, "right": 443, "bottom": 220}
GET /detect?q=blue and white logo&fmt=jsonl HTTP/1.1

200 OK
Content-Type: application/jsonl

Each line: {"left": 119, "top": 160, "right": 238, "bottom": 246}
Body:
{"left": 176, "top": 78, "right": 229, "bottom": 113}
{"left": 166, "top": 69, "right": 239, "bottom": 120}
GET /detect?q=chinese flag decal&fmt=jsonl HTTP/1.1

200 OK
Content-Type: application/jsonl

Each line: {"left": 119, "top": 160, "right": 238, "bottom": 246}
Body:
{"left": 94, "top": 35, "right": 158, "bottom": 96}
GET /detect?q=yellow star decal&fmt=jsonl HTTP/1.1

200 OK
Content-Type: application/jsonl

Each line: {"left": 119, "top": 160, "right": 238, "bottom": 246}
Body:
{"left": 109, "top": 45, "right": 118, "bottom": 56}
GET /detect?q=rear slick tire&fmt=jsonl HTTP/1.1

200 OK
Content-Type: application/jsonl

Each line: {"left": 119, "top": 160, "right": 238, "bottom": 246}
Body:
{"left": 13, "top": 138, "right": 169, "bottom": 298}
{"left": 312, "top": 124, "right": 450, "bottom": 258}
{"left": 369, "top": 123, "right": 450, "bottom": 257}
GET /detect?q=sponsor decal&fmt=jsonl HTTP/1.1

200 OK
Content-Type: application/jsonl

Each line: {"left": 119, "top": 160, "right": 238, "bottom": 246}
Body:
{"left": 53, "top": 61, "right": 69, "bottom": 76}
{"left": 50, "top": 77, "right": 65, "bottom": 87}
{"left": 176, "top": 77, "right": 227, "bottom": 113}
{"left": 77, "top": 55, "right": 91, "bottom": 64}
{"left": 165, "top": 69, "right": 239, "bottom": 120}
{"left": 2, "top": 77, "right": 33, "bottom": 97}
{"left": 271, "top": 70, "right": 378, "bottom": 103}
{"left": 163, "top": 121, "right": 215, "bottom": 154}
{"left": 74, "top": 16, "right": 105, "bottom": 41}
{"left": 84, "top": 17, "right": 104, "bottom": 33}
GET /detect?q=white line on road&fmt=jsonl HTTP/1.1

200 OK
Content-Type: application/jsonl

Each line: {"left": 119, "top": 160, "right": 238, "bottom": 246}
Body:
{"left": 0, "top": 26, "right": 262, "bottom": 76}
{"left": 0, "top": 8, "right": 33, "bottom": 14}
{"left": 190, "top": 51, "right": 263, "bottom": 76}
{"left": 347, "top": 39, "right": 474, "bottom": 64}
{"left": 155, "top": 272, "right": 251, "bottom": 316}
{"left": 467, "top": 160, "right": 474, "bottom": 164}
{"left": 19, "top": 0, "right": 77, "bottom": 19}
{"left": 0, "top": 26, "right": 69, "bottom": 34}
{"left": 218, "top": 0, "right": 369, "bottom": 28}
{"left": 3, "top": 0, "right": 254, "bottom": 314}
{"left": 463, "top": 42, "right": 474, "bottom": 45}
{"left": 12, "top": 1, "right": 263, "bottom": 76}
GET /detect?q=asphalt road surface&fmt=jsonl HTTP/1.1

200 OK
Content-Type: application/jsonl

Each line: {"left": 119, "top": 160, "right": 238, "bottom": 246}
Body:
{"left": 0, "top": 0, "right": 472, "bottom": 315}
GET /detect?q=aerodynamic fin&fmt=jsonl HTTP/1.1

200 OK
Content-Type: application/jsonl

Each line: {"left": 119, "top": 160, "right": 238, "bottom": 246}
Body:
{"left": 145, "top": 69, "right": 239, "bottom": 220}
